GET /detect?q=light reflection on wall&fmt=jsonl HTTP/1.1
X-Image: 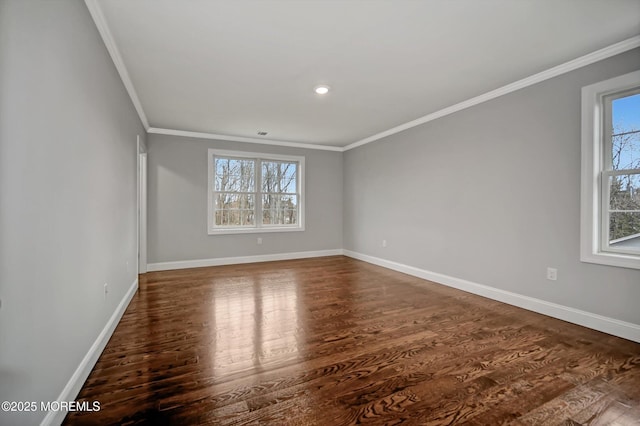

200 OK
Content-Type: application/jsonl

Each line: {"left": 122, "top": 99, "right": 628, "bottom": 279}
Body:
{"left": 212, "top": 271, "right": 302, "bottom": 376}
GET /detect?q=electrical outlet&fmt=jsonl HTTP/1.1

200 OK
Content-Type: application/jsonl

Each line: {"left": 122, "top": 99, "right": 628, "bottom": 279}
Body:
{"left": 546, "top": 267, "right": 557, "bottom": 281}
{"left": 257, "top": 237, "right": 262, "bottom": 245}
{"left": 382, "top": 239, "right": 387, "bottom": 248}
{"left": 104, "top": 283, "right": 109, "bottom": 299}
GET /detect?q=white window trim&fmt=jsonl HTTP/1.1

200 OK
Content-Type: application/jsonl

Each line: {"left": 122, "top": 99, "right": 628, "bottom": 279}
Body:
{"left": 207, "top": 149, "right": 305, "bottom": 235}
{"left": 580, "top": 70, "right": 640, "bottom": 269}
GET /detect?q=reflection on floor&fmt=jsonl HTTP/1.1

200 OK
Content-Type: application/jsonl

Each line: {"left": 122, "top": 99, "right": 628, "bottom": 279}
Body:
{"left": 65, "top": 256, "right": 640, "bottom": 425}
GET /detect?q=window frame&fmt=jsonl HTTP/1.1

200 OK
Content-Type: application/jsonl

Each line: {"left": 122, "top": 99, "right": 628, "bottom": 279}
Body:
{"left": 580, "top": 70, "right": 640, "bottom": 269}
{"left": 207, "top": 149, "right": 305, "bottom": 235}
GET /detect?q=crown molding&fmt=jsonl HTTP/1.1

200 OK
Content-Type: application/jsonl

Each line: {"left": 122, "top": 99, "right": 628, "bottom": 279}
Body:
{"left": 147, "top": 128, "right": 345, "bottom": 152}
{"left": 85, "top": 0, "right": 150, "bottom": 130}
{"left": 84, "top": 2, "right": 639, "bottom": 152}
{"left": 344, "top": 35, "right": 640, "bottom": 151}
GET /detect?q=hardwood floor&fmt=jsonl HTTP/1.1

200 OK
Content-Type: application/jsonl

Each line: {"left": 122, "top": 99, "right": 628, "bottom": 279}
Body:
{"left": 65, "top": 256, "right": 640, "bottom": 425}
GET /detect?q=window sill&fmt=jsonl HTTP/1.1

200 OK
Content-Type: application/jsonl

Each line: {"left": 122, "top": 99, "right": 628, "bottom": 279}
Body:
{"left": 580, "top": 250, "right": 640, "bottom": 270}
{"left": 208, "top": 226, "right": 305, "bottom": 236}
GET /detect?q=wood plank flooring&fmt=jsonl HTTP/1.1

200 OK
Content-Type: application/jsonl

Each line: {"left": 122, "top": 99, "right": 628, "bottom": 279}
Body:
{"left": 65, "top": 256, "right": 640, "bottom": 425}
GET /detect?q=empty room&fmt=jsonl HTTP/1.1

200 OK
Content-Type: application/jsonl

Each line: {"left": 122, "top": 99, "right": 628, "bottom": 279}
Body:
{"left": 2, "top": 0, "right": 640, "bottom": 425}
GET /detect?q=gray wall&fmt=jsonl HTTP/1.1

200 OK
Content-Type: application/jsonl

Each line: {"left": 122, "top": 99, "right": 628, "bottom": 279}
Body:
{"left": 147, "top": 134, "right": 343, "bottom": 264}
{"left": 0, "top": 1, "right": 145, "bottom": 425}
{"left": 344, "top": 48, "right": 640, "bottom": 326}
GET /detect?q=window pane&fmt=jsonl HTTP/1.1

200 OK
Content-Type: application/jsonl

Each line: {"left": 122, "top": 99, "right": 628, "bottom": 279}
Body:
{"left": 262, "top": 194, "right": 298, "bottom": 225}
{"left": 608, "top": 173, "right": 640, "bottom": 250}
{"left": 215, "top": 193, "right": 255, "bottom": 210}
{"left": 240, "top": 210, "right": 255, "bottom": 226}
{"left": 262, "top": 194, "right": 298, "bottom": 210}
{"left": 609, "top": 174, "right": 640, "bottom": 211}
{"left": 611, "top": 93, "right": 640, "bottom": 171}
{"left": 214, "top": 210, "right": 255, "bottom": 226}
{"left": 609, "top": 212, "right": 640, "bottom": 248}
{"left": 263, "top": 209, "right": 298, "bottom": 225}
{"left": 262, "top": 161, "right": 297, "bottom": 193}
{"left": 215, "top": 158, "right": 255, "bottom": 192}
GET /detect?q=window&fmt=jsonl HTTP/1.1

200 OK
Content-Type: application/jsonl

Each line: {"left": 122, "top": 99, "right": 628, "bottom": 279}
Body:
{"left": 208, "top": 149, "right": 304, "bottom": 234}
{"left": 581, "top": 70, "right": 640, "bottom": 269}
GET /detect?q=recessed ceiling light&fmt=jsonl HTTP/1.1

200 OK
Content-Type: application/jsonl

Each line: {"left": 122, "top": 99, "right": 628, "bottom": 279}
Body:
{"left": 314, "top": 85, "right": 330, "bottom": 95}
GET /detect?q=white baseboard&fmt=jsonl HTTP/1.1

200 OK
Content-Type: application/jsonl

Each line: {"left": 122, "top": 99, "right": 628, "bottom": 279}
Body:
{"left": 39, "top": 248, "right": 638, "bottom": 426}
{"left": 343, "top": 250, "right": 640, "bottom": 343}
{"left": 147, "top": 249, "right": 345, "bottom": 272}
{"left": 40, "top": 278, "right": 139, "bottom": 426}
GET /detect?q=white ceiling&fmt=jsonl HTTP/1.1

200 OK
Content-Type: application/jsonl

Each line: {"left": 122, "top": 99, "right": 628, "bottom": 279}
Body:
{"left": 91, "top": 0, "right": 640, "bottom": 149}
